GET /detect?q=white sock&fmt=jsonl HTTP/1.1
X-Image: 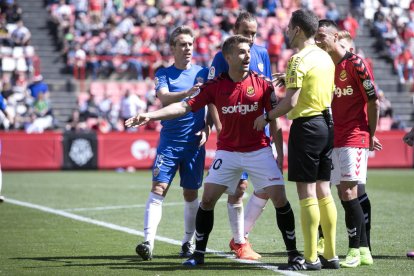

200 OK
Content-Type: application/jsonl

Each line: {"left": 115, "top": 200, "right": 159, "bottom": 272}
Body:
{"left": 143, "top": 192, "right": 164, "bottom": 250}
{"left": 227, "top": 203, "right": 245, "bottom": 244}
{"left": 244, "top": 194, "right": 267, "bottom": 236}
{"left": 183, "top": 198, "right": 199, "bottom": 244}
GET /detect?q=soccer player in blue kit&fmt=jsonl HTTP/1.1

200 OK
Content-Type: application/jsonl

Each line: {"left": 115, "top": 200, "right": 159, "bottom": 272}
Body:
{"left": 209, "top": 11, "right": 300, "bottom": 262}
{"left": 135, "top": 25, "right": 210, "bottom": 261}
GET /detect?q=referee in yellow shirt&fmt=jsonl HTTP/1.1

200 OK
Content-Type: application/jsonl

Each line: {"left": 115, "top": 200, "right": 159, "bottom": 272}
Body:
{"left": 254, "top": 9, "right": 338, "bottom": 271}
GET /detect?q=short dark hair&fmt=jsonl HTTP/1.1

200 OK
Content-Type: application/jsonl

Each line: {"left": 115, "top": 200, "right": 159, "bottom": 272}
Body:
{"left": 318, "top": 19, "right": 338, "bottom": 30}
{"left": 222, "top": 35, "right": 251, "bottom": 57}
{"left": 234, "top": 11, "right": 257, "bottom": 30}
{"left": 169, "top": 25, "right": 194, "bottom": 46}
{"left": 290, "top": 9, "right": 319, "bottom": 38}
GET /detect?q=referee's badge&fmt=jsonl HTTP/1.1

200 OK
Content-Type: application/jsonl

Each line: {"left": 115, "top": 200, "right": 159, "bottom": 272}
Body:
{"left": 246, "top": 86, "right": 255, "bottom": 97}
{"left": 339, "top": 70, "right": 347, "bottom": 81}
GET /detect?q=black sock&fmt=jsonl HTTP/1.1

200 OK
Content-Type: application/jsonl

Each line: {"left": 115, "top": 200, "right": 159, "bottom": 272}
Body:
{"left": 342, "top": 198, "right": 366, "bottom": 248}
{"left": 276, "top": 201, "right": 297, "bottom": 251}
{"left": 194, "top": 206, "right": 214, "bottom": 253}
{"left": 318, "top": 224, "right": 324, "bottom": 239}
{"left": 359, "top": 193, "right": 371, "bottom": 251}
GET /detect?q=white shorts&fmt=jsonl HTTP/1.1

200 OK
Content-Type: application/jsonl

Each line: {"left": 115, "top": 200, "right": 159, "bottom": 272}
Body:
{"left": 204, "top": 147, "right": 284, "bottom": 195}
{"left": 331, "top": 147, "right": 368, "bottom": 185}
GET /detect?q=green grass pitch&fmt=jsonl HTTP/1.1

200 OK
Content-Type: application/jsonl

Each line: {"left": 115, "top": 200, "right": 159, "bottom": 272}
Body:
{"left": 0, "top": 169, "right": 413, "bottom": 275}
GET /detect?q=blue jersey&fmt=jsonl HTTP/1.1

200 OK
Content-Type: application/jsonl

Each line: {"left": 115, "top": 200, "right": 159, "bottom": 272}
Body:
{"left": 155, "top": 64, "right": 209, "bottom": 143}
{"left": 0, "top": 94, "right": 6, "bottom": 111}
{"left": 209, "top": 44, "right": 272, "bottom": 79}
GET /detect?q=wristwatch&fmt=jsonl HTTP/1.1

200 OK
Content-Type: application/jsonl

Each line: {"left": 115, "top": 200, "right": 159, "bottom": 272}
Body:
{"left": 264, "top": 113, "right": 272, "bottom": 122}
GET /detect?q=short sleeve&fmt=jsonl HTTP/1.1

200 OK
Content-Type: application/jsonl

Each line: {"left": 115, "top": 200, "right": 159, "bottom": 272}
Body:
{"left": 285, "top": 55, "right": 304, "bottom": 89}
{"left": 154, "top": 68, "right": 168, "bottom": 92}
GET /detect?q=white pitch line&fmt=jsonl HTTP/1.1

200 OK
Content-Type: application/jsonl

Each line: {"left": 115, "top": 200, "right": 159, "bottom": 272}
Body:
{"left": 63, "top": 198, "right": 228, "bottom": 212}
{"left": 63, "top": 192, "right": 250, "bottom": 212}
{"left": 5, "top": 198, "right": 305, "bottom": 276}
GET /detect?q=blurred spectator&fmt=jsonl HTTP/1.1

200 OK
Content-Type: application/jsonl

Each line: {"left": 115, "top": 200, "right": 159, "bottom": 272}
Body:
{"left": 0, "top": 92, "right": 11, "bottom": 130}
{"left": 326, "top": 2, "right": 340, "bottom": 24}
{"left": 378, "top": 90, "right": 393, "bottom": 117}
{"left": 10, "top": 19, "right": 31, "bottom": 46}
{"left": 65, "top": 108, "right": 83, "bottom": 131}
{"left": 25, "top": 92, "right": 55, "bottom": 133}
{"left": 395, "top": 47, "right": 414, "bottom": 83}
{"left": 339, "top": 12, "right": 359, "bottom": 39}
{"left": 28, "top": 75, "right": 49, "bottom": 100}
{"left": 267, "top": 27, "right": 284, "bottom": 73}
{"left": 119, "top": 89, "right": 146, "bottom": 128}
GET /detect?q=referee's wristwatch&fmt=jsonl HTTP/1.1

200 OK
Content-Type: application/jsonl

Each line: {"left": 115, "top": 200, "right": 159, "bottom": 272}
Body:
{"left": 263, "top": 113, "right": 272, "bottom": 122}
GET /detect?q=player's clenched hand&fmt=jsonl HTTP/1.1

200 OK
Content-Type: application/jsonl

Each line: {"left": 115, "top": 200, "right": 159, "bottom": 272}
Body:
{"left": 370, "top": 136, "right": 382, "bottom": 151}
{"left": 272, "top": 72, "right": 286, "bottom": 87}
{"left": 125, "top": 114, "right": 150, "bottom": 128}
{"left": 186, "top": 82, "right": 203, "bottom": 98}
{"left": 253, "top": 115, "right": 267, "bottom": 131}
{"left": 196, "top": 129, "right": 208, "bottom": 147}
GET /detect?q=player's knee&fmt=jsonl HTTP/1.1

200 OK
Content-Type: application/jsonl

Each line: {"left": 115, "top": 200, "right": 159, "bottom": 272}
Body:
{"left": 237, "top": 179, "right": 248, "bottom": 193}
{"left": 183, "top": 189, "right": 198, "bottom": 202}
{"left": 200, "top": 197, "right": 216, "bottom": 210}
{"left": 151, "top": 182, "right": 168, "bottom": 196}
{"left": 341, "top": 189, "right": 356, "bottom": 201}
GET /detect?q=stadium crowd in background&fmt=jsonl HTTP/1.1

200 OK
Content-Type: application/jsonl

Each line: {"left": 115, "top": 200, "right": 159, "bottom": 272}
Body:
{"left": 1, "top": 1, "right": 414, "bottom": 133}
{"left": 0, "top": 0, "right": 54, "bottom": 133}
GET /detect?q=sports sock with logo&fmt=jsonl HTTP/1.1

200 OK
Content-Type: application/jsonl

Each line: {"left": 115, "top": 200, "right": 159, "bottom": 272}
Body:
{"left": 276, "top": 201, "right": 297, "bottom": 251}
{"left": 359, "top": 193, "right": 371, "bottom": 250}
{"left": 194, "top": 206, "right": 214, "bottom": 253}
{"left": 342, "top": 198, "right": 364, "bottom": 249}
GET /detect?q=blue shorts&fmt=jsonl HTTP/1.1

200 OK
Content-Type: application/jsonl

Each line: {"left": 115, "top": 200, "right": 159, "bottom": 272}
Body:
{"left": 152, "top": 141, "right": 205, "bottom": 190}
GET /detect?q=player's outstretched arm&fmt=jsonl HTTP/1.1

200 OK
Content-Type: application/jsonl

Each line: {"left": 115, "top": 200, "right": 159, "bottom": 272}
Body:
{"left": 125, "top": 101, "right": 191, "bottom": 128}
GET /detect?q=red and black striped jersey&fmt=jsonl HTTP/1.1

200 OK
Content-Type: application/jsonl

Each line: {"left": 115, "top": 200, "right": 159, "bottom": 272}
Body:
{"left": 333, "top": 51, "right": 378, "bottom": 148}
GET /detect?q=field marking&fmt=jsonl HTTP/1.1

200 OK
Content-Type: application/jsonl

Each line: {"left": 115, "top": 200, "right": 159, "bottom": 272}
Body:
{"left": 5, "top": 198, "right": 305, "bottom": 276}
{"left": 63, "top": 193, "right": 249, "bottom": 212}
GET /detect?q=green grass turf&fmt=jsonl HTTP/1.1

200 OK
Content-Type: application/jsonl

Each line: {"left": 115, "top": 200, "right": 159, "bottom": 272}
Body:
{"left": 0, "top": 169, "right": 413, "bottom": 275}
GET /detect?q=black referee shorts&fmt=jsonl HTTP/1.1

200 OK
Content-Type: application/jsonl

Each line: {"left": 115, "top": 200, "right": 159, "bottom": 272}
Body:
{"left": 288, "top": 115, "right": 333, "bottom": 183}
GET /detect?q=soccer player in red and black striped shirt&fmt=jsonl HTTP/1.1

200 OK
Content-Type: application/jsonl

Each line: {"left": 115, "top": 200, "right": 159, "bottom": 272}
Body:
{"left": 316, "top": 19, "right": 382, "bottom": 268}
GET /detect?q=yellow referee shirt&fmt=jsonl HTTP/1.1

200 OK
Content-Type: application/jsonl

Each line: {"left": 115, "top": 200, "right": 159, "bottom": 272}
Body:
{"left": 285, "top": 44, "right": 335, "bottom": 120}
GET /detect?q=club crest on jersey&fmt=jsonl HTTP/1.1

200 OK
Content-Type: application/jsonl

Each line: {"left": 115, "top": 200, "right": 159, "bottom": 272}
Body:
{"left": 258, "top": 63, "right": 264, "bottom": 72}
{"left": 208, "top": 66, "right": 215, "bottom": 79}
{"left": 339, "top": 70, "right": 347, "bottom": 81}
{"left": 246, "top": 86, "right": 255, "bottom": 97}
{"left": 363, "top": 79, "right": 374, "bottom": 90}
